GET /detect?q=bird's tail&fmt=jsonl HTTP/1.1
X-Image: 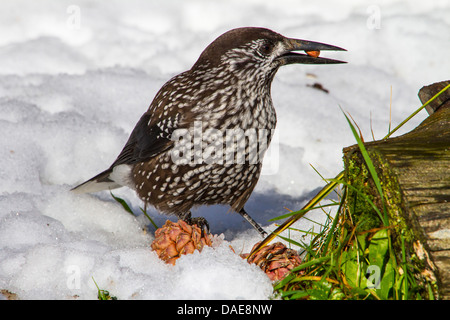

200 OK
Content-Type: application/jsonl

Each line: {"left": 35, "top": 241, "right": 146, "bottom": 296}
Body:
{"left": 70, "top": 168, "right": 122, "bottom": 194}
{"left": 71, "top": 164, "right": 133, "bottom": 194}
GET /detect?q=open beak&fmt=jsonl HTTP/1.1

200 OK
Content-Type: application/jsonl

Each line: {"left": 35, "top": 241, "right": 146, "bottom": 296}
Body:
{"left": 278, "top": 38, "right": 347, "bottom": 65}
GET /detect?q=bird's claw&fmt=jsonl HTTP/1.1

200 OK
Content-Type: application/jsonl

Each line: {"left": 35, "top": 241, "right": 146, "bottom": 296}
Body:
{"left": 188, "top": 217, "right": 210, "bottom": 237}
{"left": 179, "top": 212, "right": 210, "bottom": 236}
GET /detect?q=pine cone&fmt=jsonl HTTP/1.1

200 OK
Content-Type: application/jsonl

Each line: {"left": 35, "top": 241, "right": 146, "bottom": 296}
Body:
{"left": 242, "top": 242, "right": 302, "bottom": 281}
{"left": 151, "top": 220, "right": 212, "bottom": 265}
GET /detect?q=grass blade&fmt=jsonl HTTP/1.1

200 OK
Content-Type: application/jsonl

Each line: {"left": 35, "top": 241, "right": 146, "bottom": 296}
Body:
{"left": 140, "top": 207, "right": 159, "bottom": 230}
{"left": 110, "top": 191, "right": 159, "bottom": 230}
{"left": 383, "top": 83, "right": 450, "bottom": 140}
{"left": 110, "top": 191, "right": 134, "bottom": 215}
{"left": 247, "top": 171, "right": 344, "bottom": 259}
{"left": 341, "top": 109, "right": 388, "bottom": 226}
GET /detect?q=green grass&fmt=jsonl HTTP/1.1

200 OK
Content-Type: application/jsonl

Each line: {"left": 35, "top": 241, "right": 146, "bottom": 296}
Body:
{"left": 110, "top": 190, "right": 159, "bottom": 230}
{"left": 271, "top": 122, "right": 422, "bottom": 299}
{"left": 267, "top": 85, "right": 450, "bottom": 300}
{"left": 92, "top": 277, "right": 117, "bottom": 300}
{"left": 273, "top": 188, "right": 433, "bottom": 299}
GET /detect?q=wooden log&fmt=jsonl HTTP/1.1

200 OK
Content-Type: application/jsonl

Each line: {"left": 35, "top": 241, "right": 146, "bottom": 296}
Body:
{"left": 342, "top": 81, "right": 450, "bottom": 299}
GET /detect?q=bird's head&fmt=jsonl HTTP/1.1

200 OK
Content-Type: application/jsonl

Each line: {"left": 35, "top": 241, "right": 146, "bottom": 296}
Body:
{"left": 192, "top": 27, "right": 346, "bottom": 82}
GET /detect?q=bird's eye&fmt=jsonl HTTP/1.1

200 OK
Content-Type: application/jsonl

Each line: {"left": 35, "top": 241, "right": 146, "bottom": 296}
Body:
{"left": 259, "top": 41, "right": 273, "bottom": 56}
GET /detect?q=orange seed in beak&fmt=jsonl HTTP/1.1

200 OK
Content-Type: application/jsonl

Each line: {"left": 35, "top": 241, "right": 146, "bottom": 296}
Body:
{"left": 306, "top": 50, "right": 320, "bottom": 58}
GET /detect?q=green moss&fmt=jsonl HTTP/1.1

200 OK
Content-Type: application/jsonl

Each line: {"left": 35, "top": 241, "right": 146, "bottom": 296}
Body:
{"left": 368, "top": 151, "right": 415, "bottom": 245}
{"left": 344, "top": 148, "right": 421, "bottom": 254}
{"left": 344, "top": 152, "right": 382, "bottom": 232}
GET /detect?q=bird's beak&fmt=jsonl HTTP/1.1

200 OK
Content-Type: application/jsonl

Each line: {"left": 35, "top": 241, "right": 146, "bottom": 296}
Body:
{"left": 278, "top": 38, "right": 347, "bottom": 65}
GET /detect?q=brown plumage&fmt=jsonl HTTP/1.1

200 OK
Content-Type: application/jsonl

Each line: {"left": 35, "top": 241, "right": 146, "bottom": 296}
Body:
{"left": 71, "top": 27, "right": 346, "bottom": 236}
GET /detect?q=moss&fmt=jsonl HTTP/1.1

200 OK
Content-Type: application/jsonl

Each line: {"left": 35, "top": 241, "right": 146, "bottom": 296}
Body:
{"left": 344, "top": 152, "right": 382, "bottom": 232}
{"left": 368, "top": 151, "right": 415, "bottom": 246}
{"left": 344, "top": 147, "right": 423, "bottom": 256}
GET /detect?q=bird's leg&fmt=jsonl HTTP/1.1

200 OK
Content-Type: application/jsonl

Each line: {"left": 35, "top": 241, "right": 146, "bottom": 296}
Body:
{"left": 239, "top": 208, "right": 267, "bottom": 238}
{"left": 179, "top": 211, "right": 210, "bottom": 236}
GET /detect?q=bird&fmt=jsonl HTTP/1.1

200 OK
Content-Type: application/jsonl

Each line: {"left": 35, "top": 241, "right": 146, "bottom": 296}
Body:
{"left": 71, "top": 27, "right": 346, "bottom": 237}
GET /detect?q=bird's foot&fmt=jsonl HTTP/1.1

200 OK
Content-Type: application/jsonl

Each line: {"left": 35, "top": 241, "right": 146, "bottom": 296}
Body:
{"left": 179, "top": 212, "right": 210, "bottom": 236}
{"left": 189, "top": 217, "right": 210, "bottom": 237}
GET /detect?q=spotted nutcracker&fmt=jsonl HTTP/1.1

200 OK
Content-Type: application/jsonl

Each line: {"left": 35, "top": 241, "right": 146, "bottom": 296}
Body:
{"left": 71, "top": 27, "right": 346, "bottom": 236}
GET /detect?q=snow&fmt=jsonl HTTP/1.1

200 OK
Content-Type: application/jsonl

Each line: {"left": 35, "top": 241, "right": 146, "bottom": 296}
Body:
{"left": 1, "top": 0, "right": 449, "bottom": 300}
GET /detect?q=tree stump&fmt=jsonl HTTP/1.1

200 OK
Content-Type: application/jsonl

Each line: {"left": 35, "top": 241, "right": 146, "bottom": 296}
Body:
{"left": 343, "top": 81, "right": 450, "bottom": 299}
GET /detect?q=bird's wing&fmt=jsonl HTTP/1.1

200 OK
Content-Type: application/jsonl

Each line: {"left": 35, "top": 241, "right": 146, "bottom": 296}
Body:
{"left": 111, "top": 111, "right": 181, "bottom": 167}
{"left": 71, "top": 111, "right": 183, "bottom": 194}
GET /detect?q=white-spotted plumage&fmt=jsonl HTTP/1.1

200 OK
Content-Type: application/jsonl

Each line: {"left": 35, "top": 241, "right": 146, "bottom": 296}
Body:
{"left": 71, "top": 27, "right": 346, "bottom": 236}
